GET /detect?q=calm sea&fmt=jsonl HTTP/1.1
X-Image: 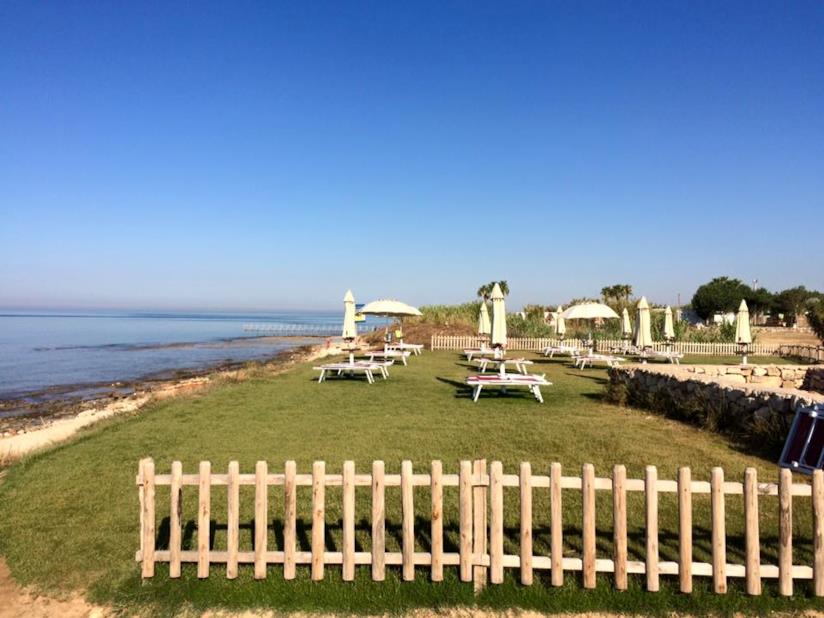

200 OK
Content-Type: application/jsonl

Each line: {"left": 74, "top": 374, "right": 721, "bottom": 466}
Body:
{"left": 0, "top": 309, "right": 355, "bottom": 403}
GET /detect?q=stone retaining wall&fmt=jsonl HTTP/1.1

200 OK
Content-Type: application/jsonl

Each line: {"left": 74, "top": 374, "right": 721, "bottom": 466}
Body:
{"left": 607, "top": 363, "right": 824, "bottom": 454}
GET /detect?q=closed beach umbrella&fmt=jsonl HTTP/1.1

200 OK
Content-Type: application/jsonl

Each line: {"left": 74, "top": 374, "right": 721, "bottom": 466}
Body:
{"left": 490, "top": 283, "right": 507, "bottom": 348}
{"left": 634, "top": 296, "right": 653, "bottom": 350}
{"left": 342, "top": 290, "right": 357, "bottom": 340}
{"left": 663, "top": 306, "right": 675, "bottom": 340}
{"left": 736, "top": 299, "right": 752, "bottom": 365}
{"left": 555, "top": 305, "right": 566, "bottom": 339}
{"left": 621, "top": 308, "right": 632, "bottom": 338}
{"left": 478, "top": 301, "right": 491, "bottom": 337}
{"left": 735, "top": 300, "right": 752, "bottom": 344}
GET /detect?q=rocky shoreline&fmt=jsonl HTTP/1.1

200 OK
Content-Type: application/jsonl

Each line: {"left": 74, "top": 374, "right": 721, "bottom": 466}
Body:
{"left": 0, "top": 339, "right": 336, "bottom": 448}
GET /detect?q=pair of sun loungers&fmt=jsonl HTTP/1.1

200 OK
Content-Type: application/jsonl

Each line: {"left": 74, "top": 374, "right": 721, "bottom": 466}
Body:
{"left": 313, "top": 349, "right": 413, "bottom": 384}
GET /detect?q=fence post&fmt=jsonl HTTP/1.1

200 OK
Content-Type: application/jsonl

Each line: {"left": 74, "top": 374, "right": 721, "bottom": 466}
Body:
{"left": 711, "top": 467, "right": 726, "bottom": 594}
{"left": 371, "top": 460, "right": 386, "bottom": 581}
{"left": 255, "top": 461, "right": 269, "bottom": 580}
{"left": 550, "top": 462, "right": 563, "bottom": 586}
{"left": 645, "top": 466, "right": 659, "bottom": 591}
{"left": 678, "top": 467, "right": 692, "bottom": 593}
{"left": 778, "top": 467, "right": 793, "bottom": 596}
{"left": 343, "top": 460, "right": 356, "bottom": 581}
{"left": 311, "top": 461, "right": 325, "bottom": 581}
{"left": 472, "top": 459, "right": 488, "bottom": 592}
{"left": 459, "top": 460, "right": 473, "bottom": 582}
{"left": 284, "top": 461, "right": 297, "bottom": 580}
{"left": 613, "top": 464, "right": 627, "bottom": 590}
{"left": 140, "top": 458, "right": 155, "bottom": 579}
{"left": 490, "top": 461, "right": 504, "bottom": 584}
{"left": 813, "top": 469, "right": 824, "bottom": 596}
{"left": 169, "top": 460, "right": 182, "bottom": 578}
{"left": 401, "top": 460, "right": 415, "bottom": 581}
{"left": 520, "top": 462, "right": 533, "bottom": 586}
{"left": 197, "top": 461, "right": 211, "bottom": 578}
{"left": 582, "top": 463, "right": 596, "bottom": 589}
{"left": 227, "top": 460, "right": 240, "bottom": 579}
{"left": 431, "top": 460, "right": 444, "bottom": 582}
{"left": 744, "top": 467, "right": 761, "bottom": 595}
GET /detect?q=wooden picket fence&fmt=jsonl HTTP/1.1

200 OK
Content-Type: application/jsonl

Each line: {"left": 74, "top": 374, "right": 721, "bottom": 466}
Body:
{"left": 430, "top": 335, "right": 782, "bottom": 356}
{"left": 137, "top": 458, "right": 824, "bottom": 596}
{"left": 779, "top": 344, "right": 824, "bottom": 364}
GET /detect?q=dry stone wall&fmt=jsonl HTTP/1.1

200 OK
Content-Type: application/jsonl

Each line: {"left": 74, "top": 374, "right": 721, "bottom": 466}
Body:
{"left": 607, "top": 363, "right": 824, "bottom": 454}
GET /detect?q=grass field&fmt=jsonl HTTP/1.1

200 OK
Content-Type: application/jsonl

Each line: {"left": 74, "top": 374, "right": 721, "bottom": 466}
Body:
{"left": 0, "top": 351, "right": 819, "bottom": 615}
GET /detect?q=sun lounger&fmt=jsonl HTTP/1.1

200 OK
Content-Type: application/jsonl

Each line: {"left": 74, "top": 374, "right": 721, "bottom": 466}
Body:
{"left": 542, "top": 345, "right": 581, "bottom": 358}
{"left": 574, "top": 354, "right": 625, "bottom": 369}
{"left": 640, "top": 350, "right": 684, "bottom": 364}
{"left": 386, "top": 342, "right": 424, "bottom": 355}
{"left": 475, "top": 357, "right": 534, "bottom": 375}
{"left": 464, "top": 348, "right": 501, "bottom": 361}
{"left": 313, "top": 361, "right": 391, "bottom": 384}
{"left": 364, "top": 349, "right": 410, "bottom": 366}
{"left": 465, "top": 373, "right": 551, "bottom": 403}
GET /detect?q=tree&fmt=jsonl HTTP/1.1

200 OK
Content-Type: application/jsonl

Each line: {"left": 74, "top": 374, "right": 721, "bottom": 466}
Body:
{"left": 808, "top": 301, "right": 824, "bottom": 343}
{"left": 600, "top": 284, "right": 634, "bottom": 311}
{"left": 744, "top": 287, "right": 775, "bottom": 324}
{"left": 773, "top": 286, "right": 813, "bottom": 325}
{"left": 476, "top": 280, "right": 509, "bottom": 300}
{"left": 691, "top": 276, "right": 750, "bottom": 320}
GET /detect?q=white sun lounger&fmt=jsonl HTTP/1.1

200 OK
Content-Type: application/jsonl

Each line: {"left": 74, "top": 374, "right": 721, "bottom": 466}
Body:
{"left": 542, "top": 345, "right": 581, "bottom": 358}
{"left": 365, "top": 349, "right": 411, "bottom": 366}
{"left": 640, "top": 350, "right": 684, "bottom": 364}
{"left": 475, "top": 357, "right": 534, "bottom": 375}
{"left": 464, "top": 348, "right": 500, "bottom": 361}
{"left": 573, "top": 354, "right": 625, "bottom": 369}
{"left": 386, "top": 342, "right": 424, "bottom": 355}
{"left": 313, "top": 361, "right": 391, "bottom": 384}
{"left": 465, "top": 373, "right": 551, "bottom": 403}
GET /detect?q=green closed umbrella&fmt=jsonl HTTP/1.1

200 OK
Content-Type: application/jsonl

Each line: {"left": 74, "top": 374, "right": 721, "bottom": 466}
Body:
{"left": 735, "top": 299, "right": 752, "bottom": 364}
{"left": 634, "top": 296, "right": 653, "bottom": 351}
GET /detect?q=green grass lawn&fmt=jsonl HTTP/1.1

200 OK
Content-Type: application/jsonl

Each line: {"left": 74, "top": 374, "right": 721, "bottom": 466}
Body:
{"left": 0, "top": 352, "right": 819, "bottom": 615}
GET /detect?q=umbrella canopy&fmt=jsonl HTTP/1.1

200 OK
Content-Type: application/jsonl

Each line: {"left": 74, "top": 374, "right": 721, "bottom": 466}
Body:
{"left": 634, "top": 296, "right": 653, "bottom": 349}
{"left": 561, "top": 302, "right": 620, "bottom": 321}
{"left": 342, "top": 290, "right": 357, "bottom": 340}
{"left": 663, "top": 306, "right": 675, "bottom": 340}
{"left": 359, "top": 299, "right": 422, "bottom": 317}
{"left": 490, "top": 282, "right": 507, "bottom": 347}
{"left": 735, "top": 299, "right": 752, "bottom": 344}
{"left": 621, "top": 308, "right": 632, "bottom": 338}
{"left": 555, "top": 305, "right": 566, "bottom": 337}
{"left": 478, "top": 302, "right": 491, "bottom": 336}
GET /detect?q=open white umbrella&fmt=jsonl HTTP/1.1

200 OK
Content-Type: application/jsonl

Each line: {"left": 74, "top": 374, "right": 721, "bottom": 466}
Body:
{"left": 360, "top": 299, "right": 422, "bottom": 346}
{"left": 478, "top": 302, "right": 491, "bottom": 337}
{"left": 490, "top": 283, "right": 507, "bottom": 349}
{"left": 555, "top": 305, "right": 566, "bottom": 339}
{"left": 735, "top": 299, "right": 752, "bottom": 364}
{"left": 342, "top": 290, "right": 358, "bottom": 363}
{"left": 663, "top": 306, "right": 675, "bottom": 341}
{"left": 561, "top": 302, "right": 619, "bottom": 352}
{"left": 634, "top": 296, "right": 653, "bottom": 351}
{"left": 621, "top": 308, "right": 632, "bottom": 338}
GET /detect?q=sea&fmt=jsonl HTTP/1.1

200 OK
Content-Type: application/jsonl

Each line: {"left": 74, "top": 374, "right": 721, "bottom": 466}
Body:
{"left": 0, "top": 309, "right": 372, "bottom": 411}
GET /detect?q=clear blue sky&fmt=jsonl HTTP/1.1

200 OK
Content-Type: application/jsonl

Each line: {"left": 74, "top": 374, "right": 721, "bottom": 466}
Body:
{"left": 1, "top": 1, "right": 822, "bottom": 311}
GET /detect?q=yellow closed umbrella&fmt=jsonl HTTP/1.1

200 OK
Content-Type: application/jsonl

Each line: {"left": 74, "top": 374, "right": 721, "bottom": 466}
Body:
{"left": 634, "top": 296, "right": 653, "bottom": 351}
{"left": 735, "top": 299, "right": 752, "bottom": 364}
{"left": 555, "top": 305, "right": 566, "bottom": 339}
{"left": 478, "top": 301, "right": 491, "bottom": 338}
{"left": 663, "top": 306, "right": 675, "bottom": 340}
{"left": 490, "top": 283, "right": 507, "bottom": 349}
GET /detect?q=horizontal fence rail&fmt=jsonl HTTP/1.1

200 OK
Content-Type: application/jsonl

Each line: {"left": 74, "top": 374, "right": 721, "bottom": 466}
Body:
{"left": 779, "top": 344, "right": 824, "bottom": 364}
{"left": 430, "top": 335, "right": 782, "bottom": 356}
{"left": 137, "top": 459, "right": 824, "bottom": 596}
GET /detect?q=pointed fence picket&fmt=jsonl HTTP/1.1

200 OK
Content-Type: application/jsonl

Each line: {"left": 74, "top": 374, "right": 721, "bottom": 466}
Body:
{"left": 138, "top": 459, "right": 824, "bottom": 596}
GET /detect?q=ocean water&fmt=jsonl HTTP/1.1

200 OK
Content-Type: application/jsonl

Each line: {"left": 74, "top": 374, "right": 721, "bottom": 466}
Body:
{"left": 0, "top": 309, "right": 358, "bottom": 402}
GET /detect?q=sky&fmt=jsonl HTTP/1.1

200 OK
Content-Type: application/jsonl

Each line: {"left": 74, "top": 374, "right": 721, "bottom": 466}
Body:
{"left": 1, "top": 1, "right": 822, "bottom": 312}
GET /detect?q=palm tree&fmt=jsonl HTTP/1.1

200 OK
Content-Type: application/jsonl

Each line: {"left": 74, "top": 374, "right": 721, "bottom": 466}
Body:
{"left": 477, "top": 280, "right": 509, "bottom": 300}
